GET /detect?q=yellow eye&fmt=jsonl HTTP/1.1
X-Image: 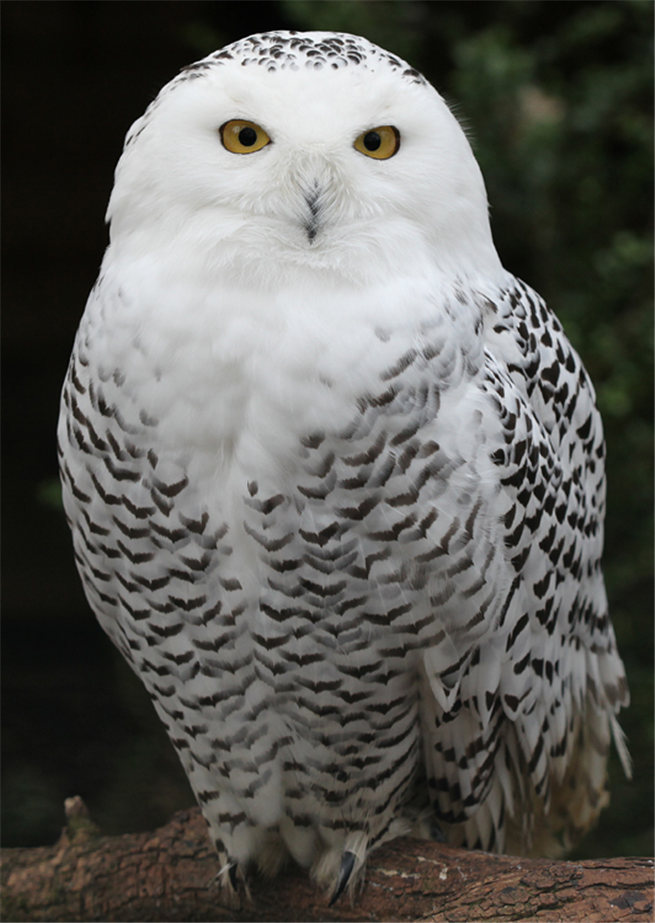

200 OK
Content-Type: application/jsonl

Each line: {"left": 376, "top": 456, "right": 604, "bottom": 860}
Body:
{"left": 220, "top": 119, "right": 271, "bottom": 154}
{"left": 354, "top": 125, "right": 400, "bottom": 160}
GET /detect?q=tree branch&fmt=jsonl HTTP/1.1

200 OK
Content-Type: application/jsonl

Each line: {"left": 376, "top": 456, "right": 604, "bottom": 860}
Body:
{"left": 1, "top": 800, "right": 652, "bottom": 922}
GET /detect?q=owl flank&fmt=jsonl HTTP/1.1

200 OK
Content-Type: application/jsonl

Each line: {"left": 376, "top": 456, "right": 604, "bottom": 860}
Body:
{"left": 58, "top": 31, "right": 630, "bottom": 906}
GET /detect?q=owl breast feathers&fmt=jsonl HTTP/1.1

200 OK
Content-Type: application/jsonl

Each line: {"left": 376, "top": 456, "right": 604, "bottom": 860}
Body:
{"left": 58, "top": 30, "right": 629, "bottom": 905}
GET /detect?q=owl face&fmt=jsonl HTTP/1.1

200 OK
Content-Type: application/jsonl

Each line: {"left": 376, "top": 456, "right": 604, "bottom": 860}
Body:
{"left": 108, "top": 32, "right": 500, "bottom": 285}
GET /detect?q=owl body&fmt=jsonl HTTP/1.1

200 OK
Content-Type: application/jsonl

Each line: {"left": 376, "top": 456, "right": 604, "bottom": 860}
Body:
{"left": 59, "top": 31, "right": 629, "bottom": 900}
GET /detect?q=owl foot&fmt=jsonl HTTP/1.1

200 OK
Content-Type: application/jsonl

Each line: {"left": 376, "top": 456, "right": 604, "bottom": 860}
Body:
{"left": 399, "top": 803, "right": 446, "bottom": 843}
{"left": 209, "top": 858, "right": 252, "bottom": 910}
{"left": 429, "top": 819, "right": 446, "bottom": 842}
{"left": 329, "top": 850, "right": 356, "bottom": 906}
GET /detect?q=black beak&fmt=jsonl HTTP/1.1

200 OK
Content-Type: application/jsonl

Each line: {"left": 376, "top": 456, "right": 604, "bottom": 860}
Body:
{"left": 304, "top": 187, "right": 321, "bottom": 243}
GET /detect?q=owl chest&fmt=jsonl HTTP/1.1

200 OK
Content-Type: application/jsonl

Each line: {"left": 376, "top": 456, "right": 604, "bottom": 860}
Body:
{"left": 62, "top": 288, "right": 490, "bottom": 692}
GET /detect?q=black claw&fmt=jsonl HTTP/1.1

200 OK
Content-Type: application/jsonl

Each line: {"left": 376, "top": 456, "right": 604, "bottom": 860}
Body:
{"left": 430, "top": 819, "right": 446, "bottom": 843}
{"left": 228, "top": 860, "right": 239, "bottom": 891}
{"left": 329, "top": 850, "right": 356, "bottom": 906}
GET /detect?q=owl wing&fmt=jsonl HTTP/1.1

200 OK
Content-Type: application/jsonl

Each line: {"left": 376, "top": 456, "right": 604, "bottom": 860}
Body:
{"left": 419, "top": 277, "right": 630, "bottom": 855}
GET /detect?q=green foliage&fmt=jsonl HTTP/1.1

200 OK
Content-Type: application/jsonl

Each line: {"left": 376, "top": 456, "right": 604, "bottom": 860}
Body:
{"left": 36, "top": 477, "right": 62, "bottom": 511}
{"left": 280, "top": 0, "right": 424, "bottom": 62}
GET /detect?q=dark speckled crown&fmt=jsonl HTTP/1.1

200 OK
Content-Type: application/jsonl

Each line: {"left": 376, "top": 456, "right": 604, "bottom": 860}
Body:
{"left": 176, "top": 30, "right": 426, "bottom": 85}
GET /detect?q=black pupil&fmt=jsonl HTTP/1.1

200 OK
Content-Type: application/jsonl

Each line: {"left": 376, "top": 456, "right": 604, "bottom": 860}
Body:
{"left": 363, "top": 131, "right": 381, "bottom": 151}
{"left": 238, "top": 126, "right": 257, "bottom": 147}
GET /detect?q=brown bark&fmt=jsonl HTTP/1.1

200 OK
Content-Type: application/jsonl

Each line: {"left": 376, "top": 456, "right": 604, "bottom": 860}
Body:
{"left": 1, "top": 800, "right": 653, "bottom": 922}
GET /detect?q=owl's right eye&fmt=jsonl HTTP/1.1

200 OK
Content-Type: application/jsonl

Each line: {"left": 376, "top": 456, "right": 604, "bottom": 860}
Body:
{"left": 220, "top": 119, "right": 271, "bottom": 154}
{"left": 354, "top": 126, "right": 400, "bottom": 160}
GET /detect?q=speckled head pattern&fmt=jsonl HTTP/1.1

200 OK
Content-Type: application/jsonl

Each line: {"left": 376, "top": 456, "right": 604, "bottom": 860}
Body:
{"left": 175, "top": 30, "right": 426, "bottom": 85}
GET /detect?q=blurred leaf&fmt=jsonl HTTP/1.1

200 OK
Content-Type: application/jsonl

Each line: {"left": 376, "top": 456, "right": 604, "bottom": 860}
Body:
{"left": 36, "top": 478, "right": 62, "bottom": 511}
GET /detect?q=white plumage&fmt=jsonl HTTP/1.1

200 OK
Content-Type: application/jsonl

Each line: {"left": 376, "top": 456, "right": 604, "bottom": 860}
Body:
{"left": 58, "top": 31, "right": 629, "bottom": 903}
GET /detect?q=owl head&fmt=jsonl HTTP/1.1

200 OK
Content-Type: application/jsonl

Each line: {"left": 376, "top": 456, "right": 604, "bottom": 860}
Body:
{"left": 107, "top": 32, "right": 501, "bottom": 287}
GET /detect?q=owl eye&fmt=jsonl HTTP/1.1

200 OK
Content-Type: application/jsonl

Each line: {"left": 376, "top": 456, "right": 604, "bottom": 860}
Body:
{"left": 354, "top": 126, "right": 400, "bottom": 160}
{"left": 220, "top": 119, "right": 271, "bottom": 154}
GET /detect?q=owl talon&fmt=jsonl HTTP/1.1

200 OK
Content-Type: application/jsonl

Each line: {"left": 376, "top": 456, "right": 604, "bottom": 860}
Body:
{"left": 329, "top": 850, "right": 356, "bottom": 906}
{"left": 430, "top": 820, "right": 446, "bottom": 842}
{"left": 228, "top": 860, "right": 239, "bottom": 890}
{"left": 209, "top": 858, "right": 250, "bottom": 910}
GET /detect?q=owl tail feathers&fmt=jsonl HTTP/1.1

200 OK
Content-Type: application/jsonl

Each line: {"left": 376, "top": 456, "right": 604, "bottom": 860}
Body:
{"left": 509, "top": 705, "right": 631, "bottom": 859}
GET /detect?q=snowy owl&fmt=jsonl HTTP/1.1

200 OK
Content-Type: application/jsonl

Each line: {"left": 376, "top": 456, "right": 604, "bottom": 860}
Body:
{"left": 58, "top": 31, "right": 630, "bottom": 904}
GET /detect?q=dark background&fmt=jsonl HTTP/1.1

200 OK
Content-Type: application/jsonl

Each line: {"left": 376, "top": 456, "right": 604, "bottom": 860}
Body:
{"left": 2, "top": 1, "right": 652, "bottom": 859}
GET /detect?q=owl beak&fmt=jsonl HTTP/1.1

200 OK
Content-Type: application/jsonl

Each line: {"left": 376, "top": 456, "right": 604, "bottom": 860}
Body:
{"left": 303, "top": 188, "right": 321, "bottom": 244}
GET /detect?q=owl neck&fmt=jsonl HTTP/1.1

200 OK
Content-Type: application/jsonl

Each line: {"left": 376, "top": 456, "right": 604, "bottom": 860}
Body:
{"left": 108, "top": 210, "right": 505, "bottom": 297}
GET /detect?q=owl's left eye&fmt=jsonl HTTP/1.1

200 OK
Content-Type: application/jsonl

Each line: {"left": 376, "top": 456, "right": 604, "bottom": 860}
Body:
{"left": 354, "top": 126, "right": 400, "bottom": 160}
{"left": 220, "top": 120, "right": 271, "bottom": 154}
